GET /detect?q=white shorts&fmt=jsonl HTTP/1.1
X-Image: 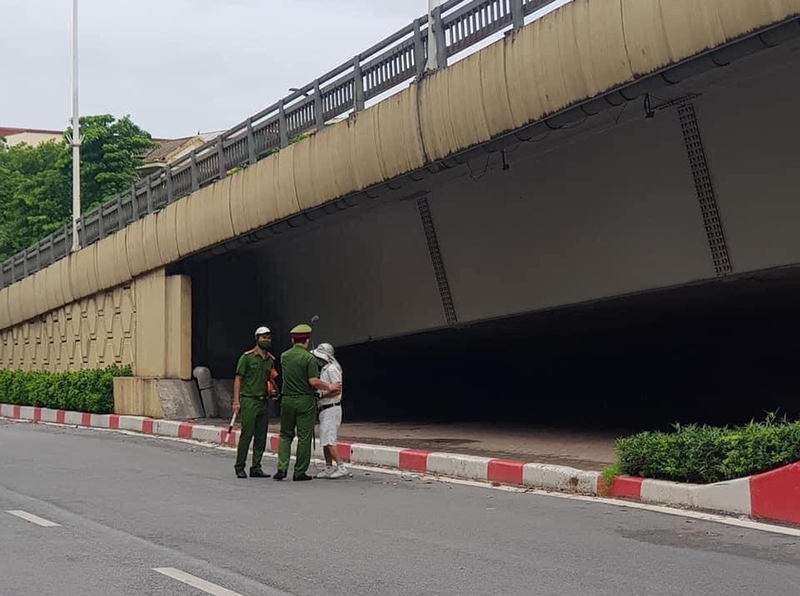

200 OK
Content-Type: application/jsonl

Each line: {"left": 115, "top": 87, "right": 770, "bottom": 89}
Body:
{"left": 318, "top": 405, "right": 342, "bottom": 447}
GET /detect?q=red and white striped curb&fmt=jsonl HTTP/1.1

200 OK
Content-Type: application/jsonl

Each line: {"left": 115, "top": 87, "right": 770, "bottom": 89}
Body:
{"left": 2, "top": 404, "right": 798, "bottom": 526}
{"left": 0, "top": 404, "right": 598, "bottom": 489}
{"left": 604, "top": 467, "right": 800, "bottom": 526}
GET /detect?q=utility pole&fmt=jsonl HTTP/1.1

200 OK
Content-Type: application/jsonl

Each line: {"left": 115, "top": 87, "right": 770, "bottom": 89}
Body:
{"left": 69, "top": 0, "right": 82, "bottom": 253}
{"left": 426, "top": 0, "right": 441, "bottom": 72}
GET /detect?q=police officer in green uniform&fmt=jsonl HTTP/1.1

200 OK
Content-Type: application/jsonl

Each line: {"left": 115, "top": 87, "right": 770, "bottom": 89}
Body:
{"left": 233, "top": 326, "right": 277, "bottom": 479}
{"left": 274, "top": 324, "right": 340, "bottom": 481}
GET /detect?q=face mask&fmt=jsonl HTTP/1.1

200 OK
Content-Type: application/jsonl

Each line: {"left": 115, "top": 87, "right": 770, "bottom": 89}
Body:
{"left": 316, "top": 358, "right": 326, "bottom": 368}
{"left": 258, "top": 341, "right": 271, "bottom": 350}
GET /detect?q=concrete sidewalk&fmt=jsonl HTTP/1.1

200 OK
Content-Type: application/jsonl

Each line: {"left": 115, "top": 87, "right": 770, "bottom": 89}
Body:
{"left": 194, "top": 418, "right": 618, "bottom": 471}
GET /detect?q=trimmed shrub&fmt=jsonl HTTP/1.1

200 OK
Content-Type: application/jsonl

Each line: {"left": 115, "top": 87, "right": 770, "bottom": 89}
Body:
{"left": 615, "top": 414, "right": 800, "bottom": 484}
{"left": 0, "top": 365, "right": 132, "bottom": 414}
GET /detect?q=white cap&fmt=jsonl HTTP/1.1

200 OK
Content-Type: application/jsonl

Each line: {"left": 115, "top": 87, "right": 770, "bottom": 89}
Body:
{"left": 254, "top": 326, "right": 271, "bottom": 337}
{"left": 311, "top": 343, "right": 334, "bottom": 363}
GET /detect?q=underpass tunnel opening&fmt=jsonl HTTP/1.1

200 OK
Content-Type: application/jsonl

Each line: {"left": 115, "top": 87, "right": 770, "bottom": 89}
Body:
{"left": 179, "top": 237, "right": 800, "bottom": 433}
{"left": 336, "top": 273, "right": 800, "bottom": 432}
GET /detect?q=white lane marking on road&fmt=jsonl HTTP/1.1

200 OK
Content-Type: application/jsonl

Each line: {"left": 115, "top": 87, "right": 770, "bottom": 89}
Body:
{"left": 6, "top": 510, "right": 60, "bottom": 527}
{"left": 154, "top": 568, "right": 245, "bottom": 596}
{"left": 72, "top": 425, "right": 800, "bottom": 538}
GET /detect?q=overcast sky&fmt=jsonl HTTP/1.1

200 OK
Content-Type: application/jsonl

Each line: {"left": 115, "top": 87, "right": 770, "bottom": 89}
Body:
{"left": 0, "top": 0, "right": 427, "bottom": 138}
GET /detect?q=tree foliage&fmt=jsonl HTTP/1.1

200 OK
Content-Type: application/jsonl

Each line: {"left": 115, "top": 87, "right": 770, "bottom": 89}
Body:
{"left": 0, "top": 115, "right": 154, "bottom": 261}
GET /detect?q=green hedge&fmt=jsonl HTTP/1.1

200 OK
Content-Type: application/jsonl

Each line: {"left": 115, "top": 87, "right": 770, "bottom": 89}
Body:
{"left": 616, "top": 414, "right": 800, "bottom": 484}
{"left": 0, "top": 365, "right": 132, "bottom": 414}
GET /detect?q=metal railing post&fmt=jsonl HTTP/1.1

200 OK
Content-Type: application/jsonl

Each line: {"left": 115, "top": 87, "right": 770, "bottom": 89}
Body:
{"left": 427, "top": 3, "right": 447, "bottom": 71}
{"left": 166, "top": 166, "right": 174, "bottom": 204}
{"left": 413, "top": 20, "right": 425, "bottom": 78}
{"left": 279, "top": 100, "right": 289, "bottom": 148}
{"left": 116, "top": 196, "right": 124, "bottom": 231}
{"left": 511, "top": 0, "right": 524, "bottom": 31}
{"left": 190, "top": 151, "right": 199, "bottom": 191}
{"left": 99, "top": 206, "right": 106, "bottom": 239}
{"left": 314, "top": 79, "right": 325, "bottom": 130}
{"left": 131, "top": 184, "right": 138, "bottom": 220}
{"left": 145, "top": 175, "right": 154, "bottom": 213}
{"left": 246, "top": 118, "right": 257, "bottom": 164}
{"left": 353, "top": 56, "right": 365, "bottom": 112}
{"left": 217, "top": 136, "right": 226, "bottom": 180}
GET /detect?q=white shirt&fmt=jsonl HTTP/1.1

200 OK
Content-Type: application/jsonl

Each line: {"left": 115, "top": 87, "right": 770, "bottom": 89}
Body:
{"left": 317, "top": 362, "right": 343, "bottom": 407}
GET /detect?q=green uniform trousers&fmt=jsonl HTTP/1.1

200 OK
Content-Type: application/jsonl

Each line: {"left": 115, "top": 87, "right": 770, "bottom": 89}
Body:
{"left": 235, "top": 397, "right": 269, "bottom": 473}
{"left": 277, "top": 394, "right": 315, "bottom": 477}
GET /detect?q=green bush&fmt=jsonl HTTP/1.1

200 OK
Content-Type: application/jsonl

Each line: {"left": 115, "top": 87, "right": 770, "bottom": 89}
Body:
{"left": 0, "top": 365, "right": 132, "bottom": 414}
{"left": 615, "top": 414, "right": 800, "bottom": 484}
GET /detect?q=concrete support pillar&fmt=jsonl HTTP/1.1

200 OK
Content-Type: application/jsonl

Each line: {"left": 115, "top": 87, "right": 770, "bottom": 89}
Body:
{"left": 134, "top": 268, "right": 192, "bottom": 379}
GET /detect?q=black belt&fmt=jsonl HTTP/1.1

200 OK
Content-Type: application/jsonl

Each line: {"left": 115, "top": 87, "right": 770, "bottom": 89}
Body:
{"left": 317, "top": 402, "right": 341, "bottom": 412}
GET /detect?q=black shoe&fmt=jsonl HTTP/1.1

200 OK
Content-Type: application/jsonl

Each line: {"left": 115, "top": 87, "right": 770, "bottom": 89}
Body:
{"left": 273, "top": 470, "right": 287, "bottom": 481}
{"left": 293, "top": 474, "right": 314, "bottom": 482}
{"left": 250, "top": 469, "right": 271, "bottom": 478}
{"left": 235, "top": 469, "right": 247, "bottom": 479}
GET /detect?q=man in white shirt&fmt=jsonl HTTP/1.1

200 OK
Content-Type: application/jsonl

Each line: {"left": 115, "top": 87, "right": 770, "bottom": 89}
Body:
{"left": 312, "top": 343, "right": 347, "bottom": 479}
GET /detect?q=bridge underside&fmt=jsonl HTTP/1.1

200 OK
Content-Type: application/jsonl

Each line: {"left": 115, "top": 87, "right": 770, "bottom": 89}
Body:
{"left": 176, "top": 36, "right": 800, "bottom": 427}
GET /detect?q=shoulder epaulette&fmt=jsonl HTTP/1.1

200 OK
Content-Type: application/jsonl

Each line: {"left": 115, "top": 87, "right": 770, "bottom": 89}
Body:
{"left": 244, "top": 349, "right": 257, "bottom": 355}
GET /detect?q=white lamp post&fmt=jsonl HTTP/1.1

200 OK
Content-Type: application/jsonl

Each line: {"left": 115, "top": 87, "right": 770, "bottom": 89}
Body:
{"left": 69, "top": 0, "right": 82, "bottom": 253}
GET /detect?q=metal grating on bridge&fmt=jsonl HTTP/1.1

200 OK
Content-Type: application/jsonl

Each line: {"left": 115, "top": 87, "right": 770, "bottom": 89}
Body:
{"left": 677, "top": 101, "right": 733, "bottom": 277}
{"left": 417, "top": 197, "right": 458, "bottom": 326}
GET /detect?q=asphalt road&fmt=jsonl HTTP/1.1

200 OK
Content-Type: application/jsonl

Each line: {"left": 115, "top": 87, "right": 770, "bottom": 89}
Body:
{"left": 1, "top": 420, "right": 798, "bottom": 596}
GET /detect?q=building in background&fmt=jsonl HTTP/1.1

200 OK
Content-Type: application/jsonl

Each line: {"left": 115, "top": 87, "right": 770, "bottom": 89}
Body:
{"left": 136, "top": 132, "right": 221, "bottom": 178}
{"left": 0, "top": 127, "right": 63, "bottom": 147}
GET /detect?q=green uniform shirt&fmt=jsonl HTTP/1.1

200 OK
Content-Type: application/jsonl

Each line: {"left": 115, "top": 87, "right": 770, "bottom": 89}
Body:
{"left": 280, "top": 345, "right": 319, "bottom": 397}
{"left": 235, "top": 350, "right": 274, "bottom": 398}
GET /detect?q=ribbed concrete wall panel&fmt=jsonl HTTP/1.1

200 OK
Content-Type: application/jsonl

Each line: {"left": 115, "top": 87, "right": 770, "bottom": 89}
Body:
{"left": 276, "top": 146, "right": 302, "bottom": 218}
{"left": 17, "top": 276, "right": 36, "bottom": 323}
{"left": 231, "top": 156, "right": 279, "bottom": 234}
{"left": 94, "top": 236, "right": 116, "bottom": 292}
{"left": 479, "top": 42, "right": 515, "bottom": 137}
{"left": 175, "top": 197, "right": 194, "bottom": 258}
{"left": 580, "top": 0, "right": 633, "bottom": 95}
{"left": 419, "top": 70, "right": 458, "bottom": 162}
{"left": 659, "top": 0, "right": 727, "bottom": 61}
{"left": 142, "top": 214, "right": 163, "bottom": 273}
{"left": 621, "top": 0, "right": 674, "bottom": 74}
{"left": 60, "top": 255, "right": 75, "bottom": 306}
{"left": 376, "top": 87, "right": 426, "bottom": 181}
{"left": 114, "top": 228, "right": 132, "bottom": 286}
{"left": 72, "top": 243, "right": 99, "bottom": 302}
{"left": 125, "top": 220, "right": 149, "bottom": 278}
{"left": 155, "top": 203, "right": 181, "bottom": 266}
{"left": 349, "top": 108, "right": 384, "bottom": 192}
{"left": 320, "top": 122, "right": 359, "bottom": 202}
{"left": 505, "top": 19, "right": 550, "bottom": 128}
{"left": 31, "top": 271, "right": 48, "bottom": 321}
{"left": 186, "top": 177, "right": 234, "bottom": 252}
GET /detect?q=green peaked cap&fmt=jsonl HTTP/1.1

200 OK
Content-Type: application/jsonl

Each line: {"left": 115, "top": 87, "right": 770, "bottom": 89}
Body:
{"left": 290, "top": 324, "right": 313, "bottom": 335}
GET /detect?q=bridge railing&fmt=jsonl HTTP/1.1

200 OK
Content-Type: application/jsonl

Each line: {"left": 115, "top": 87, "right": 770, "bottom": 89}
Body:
{"left": 0, "top": 0, "right": 558, "bottom": 290}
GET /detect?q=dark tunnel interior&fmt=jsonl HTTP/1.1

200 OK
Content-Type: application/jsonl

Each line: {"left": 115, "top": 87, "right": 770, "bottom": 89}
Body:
{"left": 183, "top": 253, "right": 800, "bottom": 434}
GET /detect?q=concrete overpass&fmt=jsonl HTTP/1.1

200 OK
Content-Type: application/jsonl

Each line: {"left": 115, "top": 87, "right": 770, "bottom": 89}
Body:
{"left": 1, "top": 0, "right": 799, "bottom": 421}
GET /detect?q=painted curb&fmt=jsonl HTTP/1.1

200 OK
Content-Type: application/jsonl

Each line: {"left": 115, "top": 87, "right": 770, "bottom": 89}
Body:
{"left": 2, "top": 404, "right": 798, "bottom": 526}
